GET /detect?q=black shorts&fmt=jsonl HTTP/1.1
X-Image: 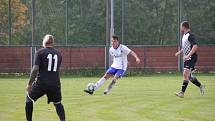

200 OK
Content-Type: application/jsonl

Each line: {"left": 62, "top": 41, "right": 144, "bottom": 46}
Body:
{"left": 184, "top": 55, "right": 197, "bottom": 70}
{"left": 27, "top": 81, "right": 62, "bottom": 104}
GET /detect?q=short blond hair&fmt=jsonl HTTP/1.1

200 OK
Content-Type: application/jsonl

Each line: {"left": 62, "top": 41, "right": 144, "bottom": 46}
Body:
{"left": 42, "top": 34, "right": 54, "bottom": 47}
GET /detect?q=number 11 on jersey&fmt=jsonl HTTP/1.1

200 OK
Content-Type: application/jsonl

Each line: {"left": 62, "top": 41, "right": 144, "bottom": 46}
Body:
{"left": 47, "top": 54, "right": 58, "bottom": 72}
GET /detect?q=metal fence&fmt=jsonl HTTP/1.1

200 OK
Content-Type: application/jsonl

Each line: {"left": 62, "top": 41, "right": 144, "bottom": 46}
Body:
{"left": 0, "top": 45, "right": 215, "bottom": 73}
{"left": 0, "top": 0, "right": 215, "bottom": 72}
{"left": 1, "top": 0, "right": 215, "bottom": 46}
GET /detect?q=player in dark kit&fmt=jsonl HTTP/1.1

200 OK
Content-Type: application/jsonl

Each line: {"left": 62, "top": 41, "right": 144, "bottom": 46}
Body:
{"left": 25, "top": 34, "right": 65, "bottom": 121}
{"left": 175, "top": 21, "right": 205, "bottom": 98}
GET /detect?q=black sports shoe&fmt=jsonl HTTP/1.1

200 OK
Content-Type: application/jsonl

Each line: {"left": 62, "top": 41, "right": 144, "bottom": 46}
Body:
{"left": 84, "top": 90, "right": 94, "bottom": 95}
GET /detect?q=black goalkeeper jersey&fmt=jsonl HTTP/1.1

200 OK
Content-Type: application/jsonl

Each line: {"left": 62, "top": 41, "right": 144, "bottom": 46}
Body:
{"left": 34, "top": 47, "right": 62, "bottom": 86}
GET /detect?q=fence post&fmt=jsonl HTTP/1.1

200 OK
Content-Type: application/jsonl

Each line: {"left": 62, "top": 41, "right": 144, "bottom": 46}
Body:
{"left": 31, "top": 0, "right": 36, "bottom": 69}
{"left": 177, "top": 0, "right": 183, "bottom": 72}
{"left": 8, "top": 0, "right": 12, "bottom": 45}
{"left": 121, "top": 0, "right": 125, "bottom": 44}
{"left": 143, "top": 46, "right": 147, "bottom": 70}
{"left": 65, "top": 0, "right": 68, "bottom": 45}
{"left": 105, "top": 0, "right": 110, "bottom": 70}
{"left": 110, "top": 0, "right": 114, "bottom": 37}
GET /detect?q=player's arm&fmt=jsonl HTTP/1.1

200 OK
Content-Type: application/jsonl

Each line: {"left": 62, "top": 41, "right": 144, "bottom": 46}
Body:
{"left": 26, "top": 65, "right": 39, "bottom": 92}
{"left": 175, "top": 49, "right": 183, "bottom": 56}
{"left": 188, "top": 45, "right": 198, "bottom": 56}
{"left": 26, "top": 51, "right": 40, "bottom": 92}
{"left": 130, "top": 51, "right": 140, "bottom": 64}
{"left": 28, "top": 65, "right": 39, "bottom": 85}
{"left": 185, "top": 45, "right": 198, "bottom": 60}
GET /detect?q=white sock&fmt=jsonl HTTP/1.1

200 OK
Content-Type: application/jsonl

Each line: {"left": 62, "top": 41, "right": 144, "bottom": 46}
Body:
{"left": 94, "top": 77, "right": 106, "bottom": 90}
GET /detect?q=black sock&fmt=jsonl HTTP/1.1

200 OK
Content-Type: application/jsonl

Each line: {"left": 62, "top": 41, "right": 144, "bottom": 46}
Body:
{"left": 25, "top": 101, "right": 33, "bottom": 121}
{"left": 54, "top": 103, "right": 65, "bottom": 121}
{"left": 181, "top": 80, "right": 189, "bottom": 92}
{"left": 190, "top": 77, "right": 201, "bottom": 87}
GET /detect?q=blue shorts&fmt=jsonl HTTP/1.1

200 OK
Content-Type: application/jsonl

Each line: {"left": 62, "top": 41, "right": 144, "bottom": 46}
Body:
{"left": 106, "top": 67, "right": 126, "bottom": 78}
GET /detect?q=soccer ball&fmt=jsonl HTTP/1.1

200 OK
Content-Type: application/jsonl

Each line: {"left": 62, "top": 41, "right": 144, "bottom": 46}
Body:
{"left": 87, "top": 83, "right": 95, "bottom": 91}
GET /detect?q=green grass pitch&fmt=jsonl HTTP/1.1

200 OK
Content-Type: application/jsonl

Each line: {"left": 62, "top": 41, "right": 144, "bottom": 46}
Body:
{"left": 0, "top": 74, "right": 214, "bottom": 121}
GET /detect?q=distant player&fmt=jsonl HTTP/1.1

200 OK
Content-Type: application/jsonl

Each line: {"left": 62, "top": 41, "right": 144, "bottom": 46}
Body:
{"left": 84, "top": 35, "right": 140, "bottom": 95}
{"left": 25, "top": 35, "right": 65, "bottom": 121}
{"left": 175, "top": 21, "right": 205, "bottom": 98}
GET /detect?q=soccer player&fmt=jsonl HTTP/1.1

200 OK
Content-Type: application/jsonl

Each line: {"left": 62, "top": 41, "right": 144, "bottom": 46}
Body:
{"left": 84, "top": 35, "right": 140, "bottom": 95}
{"left": 175, "top": 21, "right": 205, "bottom": 98}
{"left": 25, "top": 34, "right": 65, "bottom": 121}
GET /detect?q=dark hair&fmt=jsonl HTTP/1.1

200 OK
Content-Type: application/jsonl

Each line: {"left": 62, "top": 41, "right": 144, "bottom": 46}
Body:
{"left": 112, "top": 35, "right": 119, "bottom": 41}
{"left": 181, "top": 21, "right": 190, "bottom": 29}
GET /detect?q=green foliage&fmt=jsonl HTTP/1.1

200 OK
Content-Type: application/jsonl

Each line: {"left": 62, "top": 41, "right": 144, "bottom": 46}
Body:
{"left": 115, "top": 0, "right": 178, "bottom": 45}
{"left": 0, "top": 0, "right": 28, "bottom": 45}
{"left": 1, "top": 0, "right": 215, "bottom": 45}
{"left": 183, "top": 0, "right": 215, "bottom": 44}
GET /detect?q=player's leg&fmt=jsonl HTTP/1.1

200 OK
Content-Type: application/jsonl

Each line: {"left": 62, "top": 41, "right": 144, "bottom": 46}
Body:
{"left": 175, "top": 68, "right": 190, "bottom": 98}
{"left": 47, "top": 85, "right": 65, "bottom": 121}
{"left": 190, "top": 76, "right": 201, "bottom": 87}
{"left": 84, "top": 73, "right": 112, "bottom": 95}
{"left": 94, "top": 71, "right": 114, "bottom": 90}
{"left": 103, "top": 75, "right": 118, "bottom": 94}
{"left": 190, "top": 76, "right": 205, "bottom": 95}
{"left": 54, "top": 102, "right": 65, "bottom": 121}
{"left": 176, "top": 60, "right": 191, "bottom": 98}
{"left": 182, "top": 69, "right": 190, "bottom": 92}
{"left": 25, "top": 82, "right": 44, "bottom": 121}
{"left": 190, "top": 69, "right": 202, "bottom": 89}
{"left": 94, "top": 73, "right": 112, "bottom": 90}
{"left": 25, "top": 95, "right": 34, "bottom": 121}
{"left": 104, "top": 69, "right": 125, "bottom": 94}
{"left": 84, "top": 67, "right": 115, "bottom": 94}
{"left": 189, "top": 57, "right": 205, "bottom": 95}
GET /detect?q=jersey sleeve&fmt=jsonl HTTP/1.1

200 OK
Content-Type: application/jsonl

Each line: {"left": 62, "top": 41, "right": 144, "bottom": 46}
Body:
{"left": 34, "top": 51, "right": 41, "bottom": 66}
{"left": 109, "top": 48, "right": 113, "bottom": 56}
{"left": 122, "top": 45, "right": 131, "bottom": 55}
{"left": 58, "top": 52, "right": 62, "bottom": 66}
{"left": 188, "top": 34, "right": 198, "bottom": 45}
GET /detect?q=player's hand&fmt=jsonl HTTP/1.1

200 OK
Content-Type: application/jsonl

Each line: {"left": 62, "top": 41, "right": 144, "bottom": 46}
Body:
{"left": 184, "top": 55, "right": 191, "bottom": 61}
{"left": 26, "top": 84, "right": 32, "bottom": 92}
{"left": 175, "top": 51, "right": 180, "bottom": 57}
{"left": 136, "top": 58, "right": 141, "bottom": 64}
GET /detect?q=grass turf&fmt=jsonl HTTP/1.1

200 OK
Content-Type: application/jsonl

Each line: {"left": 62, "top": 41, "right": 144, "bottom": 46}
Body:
{"left": 0, "top": 74, "right": 214, "bottom": 121}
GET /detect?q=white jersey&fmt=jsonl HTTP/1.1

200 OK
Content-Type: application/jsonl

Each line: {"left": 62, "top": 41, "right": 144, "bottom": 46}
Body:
{"left": 182, "top": 33, "right": 191, "bottom": 56}
{"left": 109, "top": 44, "right": 131, "bottom": 70}
{"left": 182, "top": 32, "right": 197, "bottom": 56}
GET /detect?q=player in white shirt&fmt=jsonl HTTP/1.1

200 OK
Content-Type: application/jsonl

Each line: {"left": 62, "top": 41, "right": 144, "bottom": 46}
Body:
{"left": 84, "top": 35, "right": 140, "bottom": 95}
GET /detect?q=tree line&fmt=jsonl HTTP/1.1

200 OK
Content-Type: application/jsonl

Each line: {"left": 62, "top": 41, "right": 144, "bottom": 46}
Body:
{"left": 0, "top": 0, "right": 214, "bottom": 45}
